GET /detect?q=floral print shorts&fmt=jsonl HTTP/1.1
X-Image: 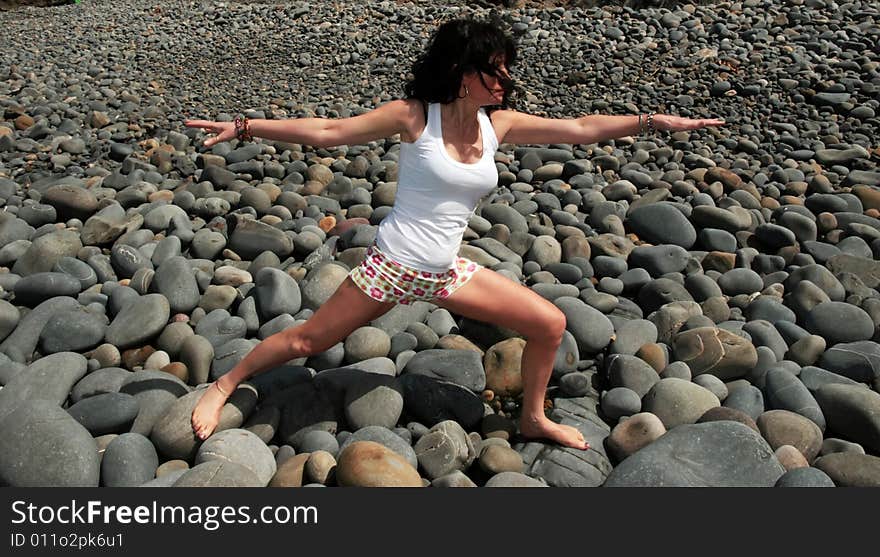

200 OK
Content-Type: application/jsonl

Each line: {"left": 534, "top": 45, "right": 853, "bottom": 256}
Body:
{"left": 349, "top": 244, "right": 481, "bottom": 305}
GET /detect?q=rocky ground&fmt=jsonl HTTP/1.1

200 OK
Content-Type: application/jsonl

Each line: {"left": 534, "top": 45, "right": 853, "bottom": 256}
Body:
{"left": 0, "top": 0, "right": 878, "bottom": 487}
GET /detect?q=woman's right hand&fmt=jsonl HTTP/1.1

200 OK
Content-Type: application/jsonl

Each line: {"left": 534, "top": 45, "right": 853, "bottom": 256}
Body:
{"left": 184, "top": 119, "right": 236, "bottom": 147}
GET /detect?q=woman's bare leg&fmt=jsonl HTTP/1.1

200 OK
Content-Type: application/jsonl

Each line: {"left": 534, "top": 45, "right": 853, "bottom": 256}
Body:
{"left": 191, "top": 277, "right": 395, "bottom": 439}
{"left": 434, "top": 268, "right": 589, "bottom": 450}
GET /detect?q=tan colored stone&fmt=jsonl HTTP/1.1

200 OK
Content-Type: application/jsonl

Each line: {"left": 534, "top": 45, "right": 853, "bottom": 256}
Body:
{"left": 122, "top": 345, "right": 156, "bottom": 370}
{"left": 635, "top": 343, "right": 666, "bottom": 373}
{"left": 853, "top": 185, "right": 880, "bottom": 212}
{"left": 775, "top": 445, "right": 809, "bottom": 471}
{"left": 673, "top": 327, "right": 758, "bottom": 380}
{"left": 757, "top": 409, "right": 823, "bottom": 462}
{"left": 484, "top": 338, "right": 525, "bottom": 397}
{"left": 156, "top": 459, "right": 189, "bottom": 477}
{"left": 14, "top": 114, "right": 34, "bottom": 130}
{"left": 335, "top": 441, "right": 423, "bottom": 488}
{"left": 304, "top": 451, "right": 337, "bottom": 485}
{"left": 161, "top": 362, "right": 189, "bottom": 383}
{"left": 318, "top": 215, "right": 337, "bottom": 233}
{"left": 436, "top": 334, "right": 484, "bottom": 355}
{"left": 607, "top": 412, "right": 666, "bottom": 462}
{"left": 701, "top": 251, "right": 736, "bottom": 273}
{"left": 269, "top": 453, "right": 311, "bottom": 488}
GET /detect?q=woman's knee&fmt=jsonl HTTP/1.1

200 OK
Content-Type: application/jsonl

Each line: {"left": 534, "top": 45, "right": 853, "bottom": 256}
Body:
{"left": 526, "top": 307, "right": 567, "bottom": 343}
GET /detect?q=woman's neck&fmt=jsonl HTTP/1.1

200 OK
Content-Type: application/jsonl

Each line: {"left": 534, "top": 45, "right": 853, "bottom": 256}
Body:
{"left": 443, "top": 98, "right": 481, "bottom": 135}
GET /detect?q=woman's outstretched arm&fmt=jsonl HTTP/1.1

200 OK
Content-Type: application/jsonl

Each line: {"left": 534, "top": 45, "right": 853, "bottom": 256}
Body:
{"left": 185, "top": 99, "right": 422, "bottom": 148}
{"left": 490, "top": 110, "right": 725, "bottom": 145}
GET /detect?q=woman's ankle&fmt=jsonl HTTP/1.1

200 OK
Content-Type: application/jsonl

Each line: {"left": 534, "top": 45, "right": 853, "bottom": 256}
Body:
{"left": 215, "top": 376, "right": 238, "bottom": 395}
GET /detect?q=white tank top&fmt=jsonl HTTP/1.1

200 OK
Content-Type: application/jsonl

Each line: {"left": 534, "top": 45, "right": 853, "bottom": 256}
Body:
{"left": 375, "top": 102, "right": 499, "bottom": 273}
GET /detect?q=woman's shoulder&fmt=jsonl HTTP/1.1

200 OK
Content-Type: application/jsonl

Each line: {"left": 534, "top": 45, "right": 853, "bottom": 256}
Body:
{"left": 396, "top": 99, "right": 429, "bottom": 143}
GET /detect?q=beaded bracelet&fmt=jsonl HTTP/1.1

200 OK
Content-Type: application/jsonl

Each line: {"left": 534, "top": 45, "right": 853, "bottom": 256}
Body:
{"left": 646, "top": 112, "right": 656, "bottom": 135}
{"left": 234, "top": 115, "right": 253, "bottom": 142}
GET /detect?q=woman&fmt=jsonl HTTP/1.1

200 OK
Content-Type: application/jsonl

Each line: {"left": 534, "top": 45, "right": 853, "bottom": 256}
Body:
{"left": 185, "top": 18, "right": 723, "bottom": 449}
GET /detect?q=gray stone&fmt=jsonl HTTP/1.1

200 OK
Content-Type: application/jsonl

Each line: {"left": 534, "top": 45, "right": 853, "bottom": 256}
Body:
{"left": 642, "top": 378, "right": 720, "bottom": 429}
{"left": 813, "top": 452, "right": 880, "bottom": 487}
{"left": 52, "top": 256, "right": 98, "bottom": 290}
{"left": 554, "top": 296, "right": 614, "bottom": 354}
{"left": 484, "top": 472, "right": 547, "bottom": 487}
{"left": 692, "top": 374, "right": 729, "bottom": 402}
{"left": 195, "top": 428, "right": 276, "bottom": 486}
{"left": 228, "top": 217, "right": 294, "bottom": 260}
{"left": 603, "top": 421, "right": 784, "bottom": 487}
{"left": 151, "top": 257, "right": 200, "bottom": 314}
{"left": 743, "top": 320, "right": 789, "bottom": 361}
{"left": 805, "top": 302, "right": 875, "bottom": 346}
{"left": 685, "top": 274, "right": 723, "bottom": 302}
{"left": 120, "top": 370, "right": 190, "bottom": 437}
{"left": 179, "top": 334, "right": 214, "bottom": 385}
{"left": 254, "top": 267, "right": 302, "bottom": 320}
{"left": 0, "top": 400, "right": 99, "bottom": 486}
{"left": 0, "top": 352, "right": 88, "bottom": 422}
{"left": 210, "top": 338, "right": 257, "bottom": 379}
{"left": 607, "top": 354, "right": 660, "bottom": 397}
{"left": 774, "top": 467, "right": 835, "bottom": 487}
{"left": 39, "top": 306, "right": 108, "bottom": 354}
{"left": 400, "top": 374, "right": 484, "bottom": 430}
{"left": 173, "top": 461, "right": 263, "bottom": 487}
{"left": 109, "top": 243, "right": 153, "bottom": 279}
{"left": 818, "top": 341, "right": 880, "bottom": 383}
{"left": 344, "top": 374, "right": 404, "bottom": 430}
{"left": 799, "top": 365, "right": 863, "bottom": 393}
{"left": 301, "top": 261, "right": 349, "bottom": 310}
{"left": 600, "top": 387, "right": 642, "bottom": 421}
{"left": 344, "top": 326, "right": 391, "bottom": 364}
{"left": 553, "top": 330, "right": 580, "bottom": 377}
{"left": 12, "top": 229, "right": 82, "bottom": 276}
{"left": 370, "top": 302, "right": 433, "bottom": 336}
{"left": 101, "top": 433, "right": 158, "bottom": 487}
{"left": 68, "top": 366, "right": 128, "bottom": 403}
{"left": 431, "top": 470, "right": 478, "bottom": 488}
{"left": 814, "top": 383, "right": 880, "bottom": 454}
{"left": 67, "top": 392, "right": 139, "bottom": 436}
{"left": 12, "top": 272, "right": 81, "bottom": 307}
{"left": 194, "top": 309, "right": 247, "bottom": 349}
{"left": 718, "top": 268, "right": 764, "bottom": 296}
{"left": 402, "top": 349, "right": 485, "bottom": 392}
{"left": 297, "top": 430, "right": 339, "bottom": 457}
{"left": 627, "top": 203, "right": 696, "bottom": 248}
{"left": 638, "top": 279, "right": 694, "bottom": 314}
{"left": 629, "top": 245, "right": 690, "bottom": 277}
{"left": 414, "top": 420, "right": 476, "bottom": 479}
{"left": 105, "top": 293, "right": 170, "bottom": 349}
{"left": 784, "top": 265, "right": 846, "bottom": 302}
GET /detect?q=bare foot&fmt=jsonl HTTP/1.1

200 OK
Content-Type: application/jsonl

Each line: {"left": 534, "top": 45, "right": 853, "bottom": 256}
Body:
{"left": 520, "top": 415, "right": 590, "bottom": 450}
{"left": 191, "top": 382, "right": 232, "bottom": 440}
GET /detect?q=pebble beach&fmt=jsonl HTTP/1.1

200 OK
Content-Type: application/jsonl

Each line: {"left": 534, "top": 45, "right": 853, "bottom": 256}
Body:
{"left": 0, "top": 0, "right": 878, "bottom": 487}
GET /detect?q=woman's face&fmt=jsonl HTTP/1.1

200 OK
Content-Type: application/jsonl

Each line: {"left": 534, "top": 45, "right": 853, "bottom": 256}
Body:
{"left": 462, "top": 54, "right": 511, "bottom": 105}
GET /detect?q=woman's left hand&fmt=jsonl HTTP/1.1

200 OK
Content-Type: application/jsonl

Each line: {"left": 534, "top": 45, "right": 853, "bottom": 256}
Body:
{"left": 654, "top": 114, "right": 726, "bottom": 131}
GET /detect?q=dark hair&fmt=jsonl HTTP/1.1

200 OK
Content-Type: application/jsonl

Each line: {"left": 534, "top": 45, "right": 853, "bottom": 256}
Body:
{"left": 404, "top": 18, "right": 519, "bottom": 109}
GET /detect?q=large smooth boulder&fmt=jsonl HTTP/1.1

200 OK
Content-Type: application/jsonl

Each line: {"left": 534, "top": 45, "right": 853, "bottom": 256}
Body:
{"left": 603, "top": 421, "right": 785, "bottom": 487}
{"left": 672, "top": 327, "right": 758, "bottom": 380}
{"left": 0, "top": 400, "right": 100, "bottom": 486}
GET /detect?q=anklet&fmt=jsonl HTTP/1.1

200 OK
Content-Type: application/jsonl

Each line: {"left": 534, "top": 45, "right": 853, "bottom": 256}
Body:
{"left": 213, "top": 381, "right": 231, "bottom": 396}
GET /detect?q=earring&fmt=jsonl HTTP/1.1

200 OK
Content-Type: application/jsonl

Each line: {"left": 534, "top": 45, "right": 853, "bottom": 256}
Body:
{"left": 464, "top": 85, "right": 469, "bottom": 97}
